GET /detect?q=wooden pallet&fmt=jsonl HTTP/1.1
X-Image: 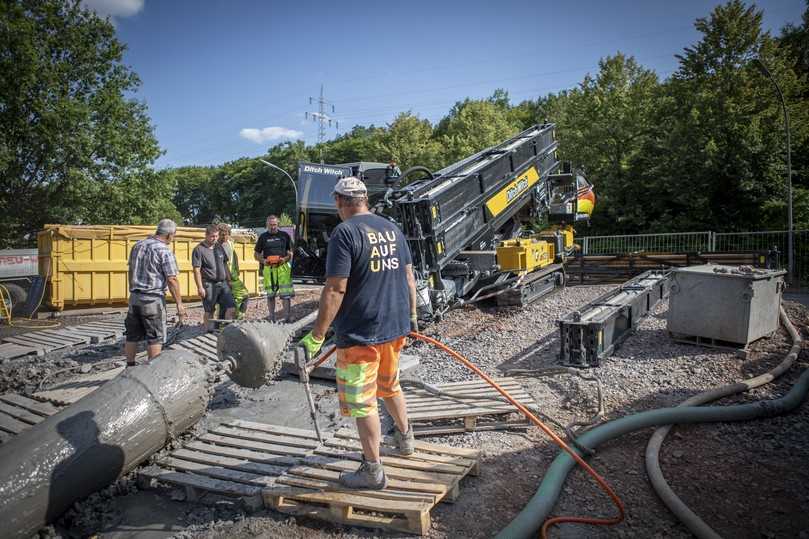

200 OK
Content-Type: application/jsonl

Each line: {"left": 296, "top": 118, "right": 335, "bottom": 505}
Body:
{"left": 138, "top": 421, "right": 480, "bottom": 535}
{"left": 138, "top": 420, "right": 318, "bottom": 511}
{"left": 27, "top": 330, "right": 215, "bottom": 407}
{"left": 0, "top": 319, "right": 126, "bottom": 360}
{"left": 0, "top": 342, "right": 41, "bottom": 360}
{"left": 404, "top": 377, "right": 535, "bottom": 436}
{"left": 172, "top": 332, "right": 219, "bottom": 361}
{"left": 264, "top": 427, "right": 479, "bottom": 535}
{"left": 34, "top": 364, "right": 126, "bottom": 405}
{"left": 0, "top": 393, "right": 62, "bottom": 443}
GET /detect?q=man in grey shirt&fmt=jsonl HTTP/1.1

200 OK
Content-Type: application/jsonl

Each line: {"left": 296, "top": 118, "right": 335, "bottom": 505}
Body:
{"left": 125, "top": 219, "right": 187, "bottom": 366}
{"left": 192, "top": 224, "right": 236, "bottom": 330}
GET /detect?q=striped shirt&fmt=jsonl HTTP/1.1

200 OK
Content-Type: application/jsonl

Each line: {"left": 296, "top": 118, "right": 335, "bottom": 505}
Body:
{"left": 128, "top": 236, "right": 179, "bottom": 296}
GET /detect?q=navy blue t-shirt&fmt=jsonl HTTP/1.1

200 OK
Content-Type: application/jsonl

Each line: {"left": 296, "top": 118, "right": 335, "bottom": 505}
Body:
{"left": 325, "top": 213, "right": 413, "bottom": 347}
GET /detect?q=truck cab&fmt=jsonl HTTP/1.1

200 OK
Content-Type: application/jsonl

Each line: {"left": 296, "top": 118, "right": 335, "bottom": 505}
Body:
{"left": 293, "top": 161, "right": 396, "bottom": 280}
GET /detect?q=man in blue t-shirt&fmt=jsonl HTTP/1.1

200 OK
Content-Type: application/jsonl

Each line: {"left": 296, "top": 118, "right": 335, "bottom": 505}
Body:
{"left": 299, "top": 176, "right": 418, "bottom": 490}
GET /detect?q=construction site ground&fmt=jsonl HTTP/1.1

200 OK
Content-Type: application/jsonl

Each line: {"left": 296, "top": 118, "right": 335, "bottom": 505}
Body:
{"left": 2, "top": 284, "right": 808, "bottom": 539}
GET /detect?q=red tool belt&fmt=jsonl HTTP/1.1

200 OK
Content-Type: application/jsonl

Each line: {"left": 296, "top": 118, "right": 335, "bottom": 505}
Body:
{"left": 265, "top": 255, "right": 284, "bottom": 267}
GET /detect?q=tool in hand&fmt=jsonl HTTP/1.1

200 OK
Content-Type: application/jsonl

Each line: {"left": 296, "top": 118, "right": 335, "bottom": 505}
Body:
{"left": 293, "top": 344, "right": 334, "bottom": 443}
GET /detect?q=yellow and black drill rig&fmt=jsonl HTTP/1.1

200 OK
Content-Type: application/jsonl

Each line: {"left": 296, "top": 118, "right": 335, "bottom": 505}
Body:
{"left": 293, "top": 123, "right": 595, "bottom": 321}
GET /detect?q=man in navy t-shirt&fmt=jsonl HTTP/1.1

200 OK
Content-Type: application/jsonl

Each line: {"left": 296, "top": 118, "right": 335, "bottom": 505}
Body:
{"left": 299, "top": 176, "right": 418, "bottom": 490}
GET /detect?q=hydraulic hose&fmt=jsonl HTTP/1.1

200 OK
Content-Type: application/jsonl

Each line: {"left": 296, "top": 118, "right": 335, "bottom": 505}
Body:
{"left": 644, "top": 305, "right": 803, "bottom": 539}
{"left": 410, "top": 332, "right": 626, "bottom": 538}
{"left": 398, "top": 165, "right": 434, "bottom": 182}
{"left": 496, "top": 313, "right": 809, "bottom": 539}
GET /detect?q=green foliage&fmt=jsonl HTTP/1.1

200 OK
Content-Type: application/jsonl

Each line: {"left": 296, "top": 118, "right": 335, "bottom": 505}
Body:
{"left": 436, "top": 99, "right": 523, "bottom": 164}
{"left": 549, "top": 54, "right": 660, "bottom": 233}
{"left": 322, "top": 125, "right": 383, "bottom": 164}
{"left": 0, "top": 0, "right": 164, "bottom": 247}
{"left": 648, "top": 0, "right": 808, "bottom": 232}
{"left": 373, "top": 113, "right": 442, "bottom": 172}
{"left": 3, "top": 0, "right": 808, "bottom": 246}
{"left": 780, "top": 1, "right": 809, "bottom": 83}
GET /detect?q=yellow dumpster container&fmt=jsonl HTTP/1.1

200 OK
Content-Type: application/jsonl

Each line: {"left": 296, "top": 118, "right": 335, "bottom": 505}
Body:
{"left": 37, "top": 225, "right": 261, "bottom": 310}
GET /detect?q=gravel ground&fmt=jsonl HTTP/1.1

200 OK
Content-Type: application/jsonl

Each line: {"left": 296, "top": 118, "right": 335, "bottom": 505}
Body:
{"left": 3, "top": 283, "right": 808, "bottom": 538}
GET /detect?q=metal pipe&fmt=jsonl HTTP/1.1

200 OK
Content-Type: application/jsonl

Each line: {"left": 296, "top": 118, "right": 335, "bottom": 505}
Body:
{"left": 754, "top": 58, "right": 793, "bottom": 283}
{"left": 0, "top": 350, "right": 211, "bottom": 539}
{"left": 259, "top": 159, "right": 299, "bottom": 226}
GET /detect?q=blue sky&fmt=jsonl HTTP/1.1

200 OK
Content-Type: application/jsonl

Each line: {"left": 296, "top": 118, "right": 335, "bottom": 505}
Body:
{"left": 83, "top": 0, "right": 806, "bottom": 169}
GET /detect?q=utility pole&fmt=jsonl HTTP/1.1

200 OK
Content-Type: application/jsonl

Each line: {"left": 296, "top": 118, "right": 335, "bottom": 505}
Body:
{"left": 754, "top": 58, "right": 793, "bottom": 283}
{"left": 305, "top": 84, "right": 339, "bottom": 163}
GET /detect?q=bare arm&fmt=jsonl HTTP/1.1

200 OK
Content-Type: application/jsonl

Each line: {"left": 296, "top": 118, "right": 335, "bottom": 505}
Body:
{"left": 166, "top": 275, "right": 187, "bottom": 319}
{"left": 406, "top": 264, "right": 418, "bottom": 318}
{"left": 224, "top": 253, "right": 233, "bottom": 282}
{"left": 312, "top": 276, "right": 348, "bottom": 340}
{"left": 285, "top": 234, "right": 294, "bottom": 263}
{"left": 193, "top": 267, "right": 205, "bottom": 297}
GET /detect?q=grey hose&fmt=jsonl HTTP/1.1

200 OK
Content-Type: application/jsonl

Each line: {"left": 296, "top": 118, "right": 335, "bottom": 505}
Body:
{"left": 644, "top": 305, "right": 803, "bottom": 539}
{"left": 496, "top": 313, "right": 809, "bottom": 539}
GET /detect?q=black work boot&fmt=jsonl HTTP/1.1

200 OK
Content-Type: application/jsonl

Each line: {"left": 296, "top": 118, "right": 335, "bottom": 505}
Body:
{"left": 393, "top": 424, "right": 415, "bottom": 456}
{"left": 338, "top": 457, "right": 387, "bottom": 490}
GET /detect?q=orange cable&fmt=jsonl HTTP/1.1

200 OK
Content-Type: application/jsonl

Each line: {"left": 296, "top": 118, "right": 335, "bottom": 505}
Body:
{"left": 409, "top": 331, "right": 625, "bottom": 538}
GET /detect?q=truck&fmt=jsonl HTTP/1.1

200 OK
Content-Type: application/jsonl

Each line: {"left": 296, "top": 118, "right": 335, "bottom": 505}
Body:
{"left": 0, "top": 249, "right": 39, "bottom": 318}
{"left": 292, "top": 123, "right": 595, "bottom": 320}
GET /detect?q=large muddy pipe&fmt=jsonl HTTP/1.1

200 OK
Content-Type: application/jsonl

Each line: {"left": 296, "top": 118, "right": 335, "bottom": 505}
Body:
{"left": 0, "top": 349, "right": 211, "bottom": 539}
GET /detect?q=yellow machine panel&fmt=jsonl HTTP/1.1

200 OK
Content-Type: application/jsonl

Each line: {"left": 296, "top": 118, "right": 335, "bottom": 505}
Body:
{"left": 539, "top": 225, "right": 575, "bottom": 253}
{"left": 496, "top": 237, "right": 554, "bottom": 272}
{"left": 37, "top": 225, "right": 261, "bottom": 310}
{"left": 485, "top": 165, "right": 541, "bottom": 218}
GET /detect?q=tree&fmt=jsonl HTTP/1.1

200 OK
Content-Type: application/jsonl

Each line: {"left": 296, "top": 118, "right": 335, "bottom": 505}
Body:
{"left": 436, "top": 99, "right": 522, "bottom": 164}
{"left": 373, "top": 113, "right": 442, "bottom": 173}
{"left": 321, "top": 125, "right": 384, "bottom": 164}
{"left": 777, "top": 1, "right": 809, "bottom": 230}
{"left": 650, "top": 0, "right": 808, "bottom": 232}
{"left": 166, "top": 166, "right": 219, "bottom": 225}
{"left": 778, "top": 0, "right": 809, "bottom": 84}
{"left": 549, "top": 54, "right": 660, "bottom": 233}
{"left": 0, "top": 0, "right": 165, "bottom": 247}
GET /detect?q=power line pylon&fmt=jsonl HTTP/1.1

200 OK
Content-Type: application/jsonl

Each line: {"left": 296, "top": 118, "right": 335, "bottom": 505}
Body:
{"left": 305, "top": 84, "right": 339, "bottom": 163}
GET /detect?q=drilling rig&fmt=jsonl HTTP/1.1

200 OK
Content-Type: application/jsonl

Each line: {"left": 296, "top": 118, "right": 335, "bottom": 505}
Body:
{"left": 293, "top": 123, "right": 595, "bottom": 320}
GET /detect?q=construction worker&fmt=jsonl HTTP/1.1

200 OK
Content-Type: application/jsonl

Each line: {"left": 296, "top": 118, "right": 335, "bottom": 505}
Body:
{"left": 192, "top": 224, "right": 236, "bottom": 330}
{"left": 217, "top": 223, "right": 249, "bottom": 319}
{"left": 254, "top": 215, "right": 294, "bottom": 322}
{"left": 124, "top": 219, "right": 187, "bottom": 366}
{"left": 299, "top": 177, "right": 418, "bottom": 490}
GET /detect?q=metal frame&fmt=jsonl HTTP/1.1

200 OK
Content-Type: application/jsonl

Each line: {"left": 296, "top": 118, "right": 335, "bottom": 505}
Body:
{"left": 558, "top": 270, "right": 671, "bottom": 367}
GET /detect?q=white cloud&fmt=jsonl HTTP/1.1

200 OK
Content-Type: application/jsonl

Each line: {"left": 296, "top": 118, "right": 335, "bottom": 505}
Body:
{"left": 81, "top": 0, "right": 144, "bottom": 19}
{"left": 240, "top": 127, "right": 304, "bottom": 144}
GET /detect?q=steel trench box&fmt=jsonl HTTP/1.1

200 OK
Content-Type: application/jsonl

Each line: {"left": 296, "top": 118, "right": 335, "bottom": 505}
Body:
{"left": 558, "top": 270, "right": 670, "bottom": 367}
